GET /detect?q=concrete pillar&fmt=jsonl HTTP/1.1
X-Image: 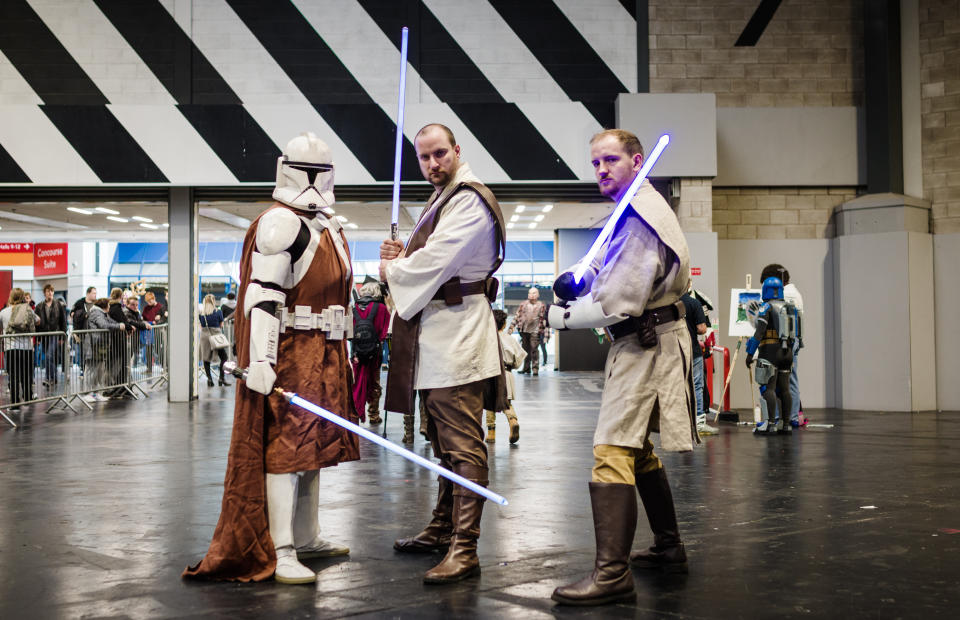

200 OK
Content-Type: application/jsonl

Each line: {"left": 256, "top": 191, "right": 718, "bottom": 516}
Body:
{"left": 832, "top": 193, "right": 935, "bottom": 411}
{"left": 168, "top": 188, "right": 197, "bottom": 402}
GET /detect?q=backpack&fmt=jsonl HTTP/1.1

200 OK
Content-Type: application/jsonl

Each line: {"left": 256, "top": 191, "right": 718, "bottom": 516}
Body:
{"left": 769, "top": 299, "right": 801, "bottom": 350}
{"left": 73, "top": 300, "right": 88, "bottom": 330}
{"left": 351, "top": 300, "right": 381, "bottom": 363}
{"left": 6, "top": 303, "right": 35, "bottom": 334}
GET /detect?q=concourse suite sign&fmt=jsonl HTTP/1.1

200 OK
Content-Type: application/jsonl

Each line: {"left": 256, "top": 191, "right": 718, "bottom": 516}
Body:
{"left": 33, "top": 243, "right": 68, "bottom": 276}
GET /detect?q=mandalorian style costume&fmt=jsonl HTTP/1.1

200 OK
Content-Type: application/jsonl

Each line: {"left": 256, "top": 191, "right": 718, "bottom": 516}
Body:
{"left": 183, "top": 134, "right": 359, "bottom": 584}
{"left": 746, "top": 276, "right": 801, "bottom": 435}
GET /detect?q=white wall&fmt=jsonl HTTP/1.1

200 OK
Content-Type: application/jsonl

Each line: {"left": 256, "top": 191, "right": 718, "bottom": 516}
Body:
{"left": 687, "top": 232, "right": 719, "bottom": 322}
{"left": 934, "top": 233, "right": 960, "bottom": 410}
{"left": 67, "top": 241, "right": 112, "bottom": 308}
{"left": 717, "top": 240, "right": 834, "bottom": 410}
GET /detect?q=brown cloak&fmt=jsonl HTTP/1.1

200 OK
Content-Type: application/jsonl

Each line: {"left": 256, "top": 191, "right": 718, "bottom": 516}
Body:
{"left": 183, "top": 204, "right": 360, "bottom": 582}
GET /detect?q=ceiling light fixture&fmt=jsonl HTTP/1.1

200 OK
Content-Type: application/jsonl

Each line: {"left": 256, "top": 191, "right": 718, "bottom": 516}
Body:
{"left": 139, "top": 223, "right": 159, "bottom": 229}
{"left": 510, "top": 214, "right": 520, "bottom": 222}
{"left": 515, "top": 205, "right": 526, "bottom": 213}
{"left": 534, "top": 215, "right": 544, "bottom": 222}
{"left": 345, "top": 222, "right": 358, "bottom": 229}
{"left": 542, "top": 204, "right": 554, "bottom": 213}
{"left": 527, "top": 222, "right": 537, "bottom": 229}
{"left": 94, "top": 207, "right": 120, "bottom": 215}
{"left": 506, "top": 222, "right": 515, "bottom": 229}
{"left": 67, "top": 207, "right": 94, "bottom": 215}
{"left": 105, "top": 216, "right": 129, "bottom": 223}
{"left": 131, "top": 216, "right": 153, "bottom": 223}
{"left": 336, "top": 215, "right": 349, "bottom": 223}
{"left": 162, "top": 223, "right": 169, "bottom": 228}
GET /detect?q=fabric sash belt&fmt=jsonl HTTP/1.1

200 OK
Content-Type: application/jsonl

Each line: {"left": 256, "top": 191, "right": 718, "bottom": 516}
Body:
{"left": 430, "top": 279, "right": 489, "bottom": 305}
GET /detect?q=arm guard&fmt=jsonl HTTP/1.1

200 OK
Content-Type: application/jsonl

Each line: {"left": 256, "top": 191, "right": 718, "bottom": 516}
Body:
{"left": 242, "top": 207, "right": 307, "bottom": 394}
{"left": 546, "top": 293, "right": 626, "bottom": 330}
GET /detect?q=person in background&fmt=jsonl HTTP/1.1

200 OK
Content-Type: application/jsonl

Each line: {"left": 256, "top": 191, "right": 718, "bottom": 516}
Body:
{"left": 220, "top": 292, "right": 237, "bottom": 319}
{"left": 350, "top": 280, "right": 390, "bottom": 428}
{"left": 199, "top": 293, "right": 231, "bottom": 388}
{"left": 0, "top": 288, "right": 40, "bottom": 410}
{"left": 485, "top": 309, "right": 524, "bottom": 444}
{"left": 84, "top": 298, "right": 127, "bottom": 402}
{"left": 71, "top": 286, "right": 97, "bottom": 375}
{"left": 760, "top": 264, "right": 806, "bottom": 427}
{"left": 681, "top": 285, "right": 716, "bottom": 436}
{"left": 24, "top": 292, "right": 35, "bottom": 310}
{"left": 36, "top": 283, "right": 67, "bottom": 387}
{"left": 103, "top": 288, "right": 136, "bottom": 398}
{"left": 539, "top": 325, "right": 551, "bottom": 370}
{"left": 512, "top": 287, "right": 545, "bottom": 375}
{"left": 140, "top": 291, "right": 166, "bottom": 372}
{"left": 124, "top": 295, "right": 151, "bottom": 369}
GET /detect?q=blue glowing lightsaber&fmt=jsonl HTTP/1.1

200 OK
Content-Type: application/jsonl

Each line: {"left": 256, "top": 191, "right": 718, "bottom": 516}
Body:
{"left": 223, "top": 362, "right": 507, "bottom": 506}
{"left": 573, "top": 134, "right": 671, "bottom": 283}
{"left": 390, "top": 26, "right": 410, "bottom": 241}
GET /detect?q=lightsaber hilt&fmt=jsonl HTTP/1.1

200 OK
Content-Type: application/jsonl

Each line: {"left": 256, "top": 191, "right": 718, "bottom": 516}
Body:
{"left": 390, "top": 26, "right": 409, "bottom": 241}
{"left": 390, "top": 222, "right": 399, "bottom": 241}
{"left": 223, "top": 361, "right": 245, "bottom": 380}
{"left": 224, "top": 361, "right": 508, "bottom": 506}
{"left": 573, "top": 134, "right": 670, "bottom": 284}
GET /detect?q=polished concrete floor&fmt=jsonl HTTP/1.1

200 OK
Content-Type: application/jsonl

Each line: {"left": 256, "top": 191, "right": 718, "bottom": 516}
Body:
{"left": 1, "top": 369, "right": 959, "bottom": 619}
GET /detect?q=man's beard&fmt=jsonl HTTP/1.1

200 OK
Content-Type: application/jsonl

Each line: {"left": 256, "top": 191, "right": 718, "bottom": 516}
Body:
{"left": 429, "top": 170, "right": 450, "bottom": 186}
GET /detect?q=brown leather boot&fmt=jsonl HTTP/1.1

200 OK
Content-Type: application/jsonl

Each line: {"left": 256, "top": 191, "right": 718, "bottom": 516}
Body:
{"left": 552, "top": 482, "right": 637, "bottom": 606}
{"left": 423, "top": 464, "right": 487, "bottom": 584}
{"left": 630, "top": 468, "right": 688, "bottom": 573}
{"left": 506, "top": 411, "right": 519, "bottom": 444}
{"left": 394, "top": 477, "right": 453, "bottom": 553}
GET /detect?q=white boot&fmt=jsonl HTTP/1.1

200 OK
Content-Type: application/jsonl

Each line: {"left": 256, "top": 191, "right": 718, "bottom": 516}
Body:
{"left": 294, "top": 470, "right": 349, "bottom": 559}
{"left": 697, "top": 413, "right": 718, "bottom": 436}
{"left": 266, "top": 472, "right": 316, "bottom": 584}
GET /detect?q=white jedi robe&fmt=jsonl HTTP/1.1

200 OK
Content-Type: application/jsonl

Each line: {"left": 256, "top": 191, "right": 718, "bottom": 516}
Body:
{"left": 386, "top": 162, "right": 501, "bottom": 390}
{"left": 567, "top": 181, "right": 697, "bottom": 452}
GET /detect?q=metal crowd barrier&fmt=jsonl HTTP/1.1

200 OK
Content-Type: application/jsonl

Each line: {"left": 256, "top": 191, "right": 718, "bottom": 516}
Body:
{"left": 0, "top": 325, "right": 170, "bottom": 429}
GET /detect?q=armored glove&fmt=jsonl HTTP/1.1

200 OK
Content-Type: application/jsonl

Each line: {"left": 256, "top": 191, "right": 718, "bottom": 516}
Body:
{"left": 552, "top": 271, "right": 585, "bottom": 302}
{"left": 745, "top": 354, "right": 754, "bottom": 369}
{"left": 246, "top": 360, "right": 277, "bottom": 395}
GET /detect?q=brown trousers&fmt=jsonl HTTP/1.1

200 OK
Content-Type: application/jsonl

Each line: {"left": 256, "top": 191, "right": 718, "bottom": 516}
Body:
{"left": 421, "top": 379, "right": 488, "bottom": 469}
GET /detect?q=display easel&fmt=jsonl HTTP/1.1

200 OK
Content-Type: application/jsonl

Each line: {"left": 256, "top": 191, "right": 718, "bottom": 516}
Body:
{"left": 712, "top": 274, "right": 760, "bottom": 423}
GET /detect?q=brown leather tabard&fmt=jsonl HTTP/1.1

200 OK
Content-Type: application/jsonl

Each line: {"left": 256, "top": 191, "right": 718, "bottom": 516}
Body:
{"left": 385, "top": 182, "right": 508, "bottom": 415}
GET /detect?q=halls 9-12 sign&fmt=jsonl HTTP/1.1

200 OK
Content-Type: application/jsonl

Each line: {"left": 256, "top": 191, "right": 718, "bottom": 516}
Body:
{"left": 34, "top": 243, "right": 68, "bottom": 276}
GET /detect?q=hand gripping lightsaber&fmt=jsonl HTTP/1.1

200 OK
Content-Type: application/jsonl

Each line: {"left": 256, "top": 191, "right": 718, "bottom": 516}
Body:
{"left": 390, "top": 26, "right": 410, "bottom": 241}
{"left": 573, "top": 134, "right": 671, "bottom": 283}
{"left": 223, "top": 362, "right": 507, "bottom": 506}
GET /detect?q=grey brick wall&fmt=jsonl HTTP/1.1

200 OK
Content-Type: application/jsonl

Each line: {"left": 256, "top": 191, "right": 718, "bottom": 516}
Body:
{"left": 920, "top": 0, "right": 960, "bottom": 234}
{"left": 649, "top": 0, "right": 863, "bottom": 107}
{"left": 712, "top": 187, "right": 857, "bottom": 239}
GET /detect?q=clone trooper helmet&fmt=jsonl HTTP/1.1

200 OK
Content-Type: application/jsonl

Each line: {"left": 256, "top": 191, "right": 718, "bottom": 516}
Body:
{"left": 273, "top": 133, "right": 335, "bottom": 211}
{"left": 761, "top": 276, "right": 784, "bottom": 301}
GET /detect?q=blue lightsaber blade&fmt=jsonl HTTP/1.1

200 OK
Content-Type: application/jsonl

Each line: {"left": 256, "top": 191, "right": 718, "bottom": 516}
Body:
{"left": 573, "top": 134, "right": 671, "bottom": 283}
{"left": 390, "top": 26, "right": 410, "bottom": 241}
{"left": 223, "top": 362, "right": 507, "bottom": 506}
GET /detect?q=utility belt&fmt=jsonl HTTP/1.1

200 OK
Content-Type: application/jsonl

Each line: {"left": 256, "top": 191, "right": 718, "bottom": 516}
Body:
{"left": 277, "top": 304, "right": 354, "bottom": 340}
{"left": 605, "top": 300, "right": 685, "bottom": 348}
{"left": 430, "top": 277, "right": 499, "bottom": 305}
